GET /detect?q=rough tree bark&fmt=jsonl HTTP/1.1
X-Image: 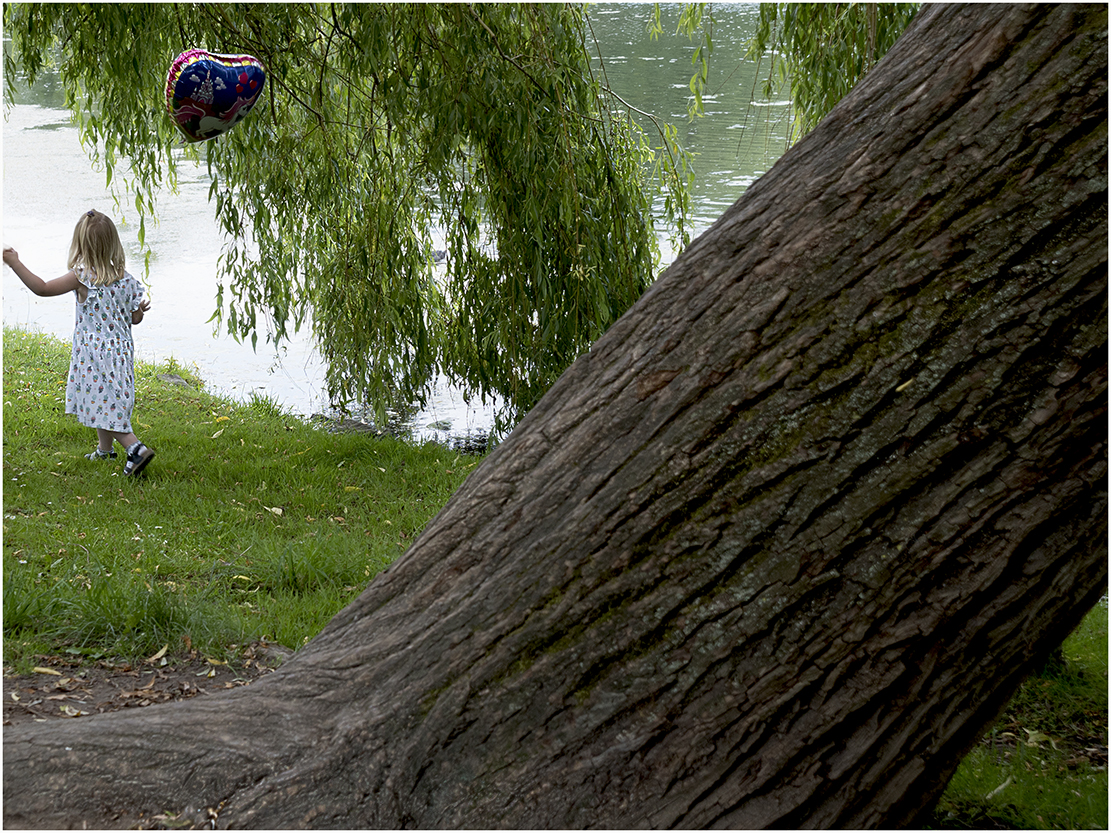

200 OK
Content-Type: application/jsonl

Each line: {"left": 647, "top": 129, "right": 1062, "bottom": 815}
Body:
{"left": 4, "top": 4, "right": 1106, "bottom": 829}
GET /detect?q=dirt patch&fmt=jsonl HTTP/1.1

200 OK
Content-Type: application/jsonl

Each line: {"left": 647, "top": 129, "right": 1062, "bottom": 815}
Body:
{"left": 3, "top": 640, "right": 292, "bottom": 729}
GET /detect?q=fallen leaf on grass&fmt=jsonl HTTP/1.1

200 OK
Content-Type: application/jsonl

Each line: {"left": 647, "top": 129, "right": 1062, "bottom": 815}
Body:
{"left": 32, "top": 667, "right": 61, "bottom": 676}
{"left": 1023, "top": 728, "right": 1051, "bottom": 747}
{"left": 147, "top": 644, "right": 168, "bottom": 663}
{"left": 985, "top": 776, "right": 1012, "bottom": 800}
{"left": 265, "top": 506, "right": 283, "bottom": 516}
{"left": 211, "top": 428, "right": 224, "bottom": 439}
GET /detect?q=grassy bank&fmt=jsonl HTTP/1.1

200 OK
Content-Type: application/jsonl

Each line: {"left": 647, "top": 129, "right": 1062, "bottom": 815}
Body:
{"left": 3, "top": 325, "right": 481, "bottom": 663}
{"left": 3, "top": 327, "right": 1105, "bottom": 828}
{"left": 932, "top": 599, "right": 1107, "bottom": 829}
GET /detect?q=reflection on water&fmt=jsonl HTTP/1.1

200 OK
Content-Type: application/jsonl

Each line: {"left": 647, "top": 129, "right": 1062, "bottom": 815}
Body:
{"left": 2, "top": 4, "right": 788, "bottom": 450}
{"left": 588, "top": 3, "right": 791, "bottom": 234}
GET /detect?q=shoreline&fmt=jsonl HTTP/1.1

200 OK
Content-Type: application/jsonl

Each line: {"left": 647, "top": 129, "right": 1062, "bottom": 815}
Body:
{"left": 4, "top": 323, "right": 495, "bottom": 453}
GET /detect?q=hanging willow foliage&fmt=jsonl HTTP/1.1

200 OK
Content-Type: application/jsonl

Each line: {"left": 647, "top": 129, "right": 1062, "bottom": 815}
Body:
{"left": 746, "top": 3, "right": 921, "bottom": 140}
{"left": 655, "top": 3, "right": 917, "bottom": 142}
{"left": 3, "top": 3, "right": 693, "bottom": 427}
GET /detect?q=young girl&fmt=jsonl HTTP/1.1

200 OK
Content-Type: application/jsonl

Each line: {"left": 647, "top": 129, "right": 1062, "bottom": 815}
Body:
{"left": 4, "top": 209, "right": 156, "bottom": 476}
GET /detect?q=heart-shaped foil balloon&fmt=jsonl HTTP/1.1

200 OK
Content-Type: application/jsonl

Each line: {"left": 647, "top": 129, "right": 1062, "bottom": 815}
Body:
{"left": 166, "top": 49, "right": 266, "bottom": 142}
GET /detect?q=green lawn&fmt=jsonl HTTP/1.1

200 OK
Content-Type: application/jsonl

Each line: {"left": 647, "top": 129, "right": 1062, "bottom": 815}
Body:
{"left": 3, "top": 325, "right": 480, "bottom": 663}
{"left": 931, "top": 599, "right": 1108, "bottom": 829}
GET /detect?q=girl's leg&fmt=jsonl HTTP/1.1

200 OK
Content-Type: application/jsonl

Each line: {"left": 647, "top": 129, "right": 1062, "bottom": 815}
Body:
{"left": 86, "top": 428, "right": 119, "bottom": 460}
{"left": 102, "top": 428, "right": 155, "bottom": 476}
{"left": 98, "top": 428, "right": 139, "bottom": 452}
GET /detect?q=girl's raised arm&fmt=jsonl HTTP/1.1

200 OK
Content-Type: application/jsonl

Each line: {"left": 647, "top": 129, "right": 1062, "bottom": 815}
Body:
{"left": 3, "top": 247, "right": 80, "bottom": 297}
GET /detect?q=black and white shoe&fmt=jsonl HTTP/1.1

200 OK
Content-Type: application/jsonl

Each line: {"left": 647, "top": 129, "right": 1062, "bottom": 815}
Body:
{"left": 124, "top": 442, "right": 155, "bottom": 476}
{"left": 85, "top": 448, "right": 118, "bottom": 461}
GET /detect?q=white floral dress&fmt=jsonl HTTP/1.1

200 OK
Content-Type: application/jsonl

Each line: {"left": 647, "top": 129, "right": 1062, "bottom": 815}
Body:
{"left": 65, "top": 269, "right": 145, "bottom": 432}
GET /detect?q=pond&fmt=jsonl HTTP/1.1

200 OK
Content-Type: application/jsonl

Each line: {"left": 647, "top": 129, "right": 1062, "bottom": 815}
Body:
{"left": 2, "top": 4, "right": 790, "bottom": 447}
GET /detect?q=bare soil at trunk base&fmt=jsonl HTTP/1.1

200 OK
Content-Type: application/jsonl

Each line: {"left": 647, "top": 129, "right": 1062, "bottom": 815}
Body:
{"left": 3, "top": 640, "right": 291, "bottom": 729}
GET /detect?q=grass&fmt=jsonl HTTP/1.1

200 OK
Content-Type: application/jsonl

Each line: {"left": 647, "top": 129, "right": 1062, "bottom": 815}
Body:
{"left": 932, "top": 599, "right": 1108, "bottom": 829}
{"left": 3, "top": 327, "right": 1106, "bottom": 828}
{"left": 3, "top": 325, "right": 482, "bottom": 664}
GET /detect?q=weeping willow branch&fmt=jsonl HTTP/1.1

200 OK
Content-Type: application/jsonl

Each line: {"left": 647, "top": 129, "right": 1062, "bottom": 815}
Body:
{"left": 4, "top": 2, "right": 694, "bottom": 429}
{"left": 745, "top": 3, "right": 920, "bottom": 139}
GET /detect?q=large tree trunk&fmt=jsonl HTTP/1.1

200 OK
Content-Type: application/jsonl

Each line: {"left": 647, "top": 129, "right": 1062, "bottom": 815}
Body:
{"left": 5, "top": 4, "right": 1106, "bottom": 829}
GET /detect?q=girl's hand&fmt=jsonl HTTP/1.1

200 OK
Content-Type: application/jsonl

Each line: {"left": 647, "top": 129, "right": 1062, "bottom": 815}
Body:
{"left": 3, "top": 247, "right": 19, "bottom": 267}
{"left": 132, "top": 298, "right": 151, "bottom": 325}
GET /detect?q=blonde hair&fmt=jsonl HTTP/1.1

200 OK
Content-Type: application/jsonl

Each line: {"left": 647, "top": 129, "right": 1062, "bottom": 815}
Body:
{"left": 68, "top": 210, "right": 126, "bottom": 286}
